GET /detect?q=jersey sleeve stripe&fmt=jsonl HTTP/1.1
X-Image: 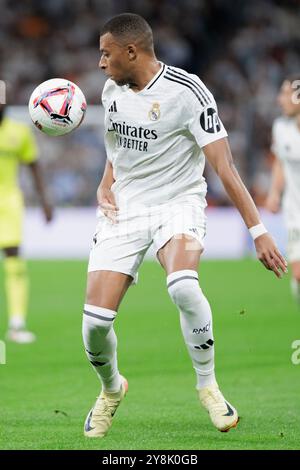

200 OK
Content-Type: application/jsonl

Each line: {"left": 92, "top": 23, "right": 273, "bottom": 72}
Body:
{"left": 168, "top": 67, "right": 211, "bottom": 104}
{"left": 164, "top": 74, "right": 205, "bottom": 106}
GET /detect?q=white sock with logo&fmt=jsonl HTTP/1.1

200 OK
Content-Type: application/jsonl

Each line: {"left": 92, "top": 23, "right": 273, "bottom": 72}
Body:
{"left": 82, "top": 304, "right": 122, "bottom": 392}
{"left": 167, "top": 270, "right": 216, "bottom": 389}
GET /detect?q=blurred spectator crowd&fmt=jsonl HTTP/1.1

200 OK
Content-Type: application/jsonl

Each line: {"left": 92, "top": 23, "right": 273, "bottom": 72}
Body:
{"left": 1, "top": 0, "right": 300, "bottom": 206}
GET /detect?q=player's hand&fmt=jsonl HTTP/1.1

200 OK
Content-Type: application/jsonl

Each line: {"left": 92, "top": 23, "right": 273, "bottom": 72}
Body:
{"left": 97, "top": 187, "right": 118, "bottom": 223}
{"left": 254, "top": 233, "right": 288, "bottom": 278}
{"left": 265, "top": 193, "right": 280, "bottom": 213}
{"left": 43, "top": 203, "right": 53, "bottom": 223}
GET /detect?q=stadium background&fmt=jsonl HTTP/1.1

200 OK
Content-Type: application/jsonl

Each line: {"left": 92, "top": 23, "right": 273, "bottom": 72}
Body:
{"left": 2, "top": 0, "right": 300, "bottom": 208}
{"left": 1, "top": 0, "right": 300, "bottom": 450}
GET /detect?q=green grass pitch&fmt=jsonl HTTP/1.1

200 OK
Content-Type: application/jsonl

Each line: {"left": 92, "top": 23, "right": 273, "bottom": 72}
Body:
{"left": 0, "top": 258, "right": 299, "bottom": 450}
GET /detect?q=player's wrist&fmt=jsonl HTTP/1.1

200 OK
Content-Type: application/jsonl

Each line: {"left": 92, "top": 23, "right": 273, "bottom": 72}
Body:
{"left": 249, "top": 223, "right": 268, "bottom": 240}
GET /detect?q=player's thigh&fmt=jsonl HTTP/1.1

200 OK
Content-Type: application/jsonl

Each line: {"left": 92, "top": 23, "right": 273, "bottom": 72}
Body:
{"left": 86, "top": 270, "right": 133, "bottom": 311}
{"left": 87, "top": 213, "right": 151, "bottom": 310}
{"left": 157, "top": 234, "right": 203, "bottom": 274}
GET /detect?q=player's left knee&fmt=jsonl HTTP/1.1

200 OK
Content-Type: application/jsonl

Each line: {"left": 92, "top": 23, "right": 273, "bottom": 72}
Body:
{"left": 82, "top": 303, "right": 116, "bottom": 336}
{"left": 167, "top": 269, "right": 203, "bottom": 312}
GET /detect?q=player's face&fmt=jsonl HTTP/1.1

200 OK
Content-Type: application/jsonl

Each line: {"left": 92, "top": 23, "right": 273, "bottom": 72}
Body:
{"left": 99, "top": 33, "right": 133, "bottom": 86}
{"left": 277, "top": 80, "right": 300, "bottom": 117}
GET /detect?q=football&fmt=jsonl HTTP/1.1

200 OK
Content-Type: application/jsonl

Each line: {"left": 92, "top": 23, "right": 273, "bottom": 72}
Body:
{"left": 28, "top": 78, "right": 87, "bottom": 136}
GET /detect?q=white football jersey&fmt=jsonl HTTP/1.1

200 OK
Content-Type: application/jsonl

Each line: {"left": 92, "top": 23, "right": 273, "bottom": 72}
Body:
{"left": 272, "top": 116, "right": 300, "bottom": 223}
{"left": 102, "top": 63, "right": 227, "bottom": 208}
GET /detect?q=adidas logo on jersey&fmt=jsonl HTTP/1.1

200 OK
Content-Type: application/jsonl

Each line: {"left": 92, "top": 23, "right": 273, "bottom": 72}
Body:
{"left": 108, "top": 101, "right": 117, "bottom": 113}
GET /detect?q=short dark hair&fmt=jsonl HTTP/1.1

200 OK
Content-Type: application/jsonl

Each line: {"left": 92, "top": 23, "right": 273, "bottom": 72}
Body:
{"left": 100, "top": 13, "right": 154, "bottom": 53}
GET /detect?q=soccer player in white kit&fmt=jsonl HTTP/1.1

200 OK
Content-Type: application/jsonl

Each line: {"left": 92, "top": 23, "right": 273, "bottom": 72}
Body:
{"left": 266, "top": 76, "right": 300, "bottom": 304}
{"left": 83, "top": 13, "right": 287, "bottom": 438}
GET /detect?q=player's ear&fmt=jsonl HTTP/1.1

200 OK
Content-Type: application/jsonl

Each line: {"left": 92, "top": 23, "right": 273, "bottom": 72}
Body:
{"left": 127, "top": 44, "right": 137, "bottom": 61}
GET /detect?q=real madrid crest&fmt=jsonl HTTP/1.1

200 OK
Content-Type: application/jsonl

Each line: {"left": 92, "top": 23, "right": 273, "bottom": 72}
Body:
{"left": 148, "top": 102, "right": 160, "bottom": 121}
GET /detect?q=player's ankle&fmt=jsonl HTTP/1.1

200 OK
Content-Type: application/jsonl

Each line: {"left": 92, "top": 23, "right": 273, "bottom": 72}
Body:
{"left": 9, "top": 316, "right": 25, "bottom": 330}
{"left": 196, "top": 372, "right": 216, "bottom": 389}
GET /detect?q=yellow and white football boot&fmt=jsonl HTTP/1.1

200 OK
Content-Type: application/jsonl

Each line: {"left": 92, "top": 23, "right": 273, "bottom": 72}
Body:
{"left": 198, "top": 383, "right": 239, "bottom": 432}
{"left": 84, "top": 376, "right": 128, "bottom": 438}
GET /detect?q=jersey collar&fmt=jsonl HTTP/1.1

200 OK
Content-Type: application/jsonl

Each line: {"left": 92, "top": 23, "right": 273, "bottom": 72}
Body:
{"left": 144, "top": 62, "right": 166, "bottom": 91}
{"left": 128, "top": 62, "right": 166, "bottom": 94}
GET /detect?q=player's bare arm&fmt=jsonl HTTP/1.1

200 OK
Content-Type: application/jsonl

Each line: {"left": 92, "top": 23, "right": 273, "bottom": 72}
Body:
{"left": 265, "top": 155, "right": 285, "bottom": 213}
{"left": 203, "top": 137, "right": 287, "bottom": 278}
{"left": 28, "top": 161, "right": 53, "bottom": 222}
{"left": 97, "top": 158, "right": 118, "bottom": 222}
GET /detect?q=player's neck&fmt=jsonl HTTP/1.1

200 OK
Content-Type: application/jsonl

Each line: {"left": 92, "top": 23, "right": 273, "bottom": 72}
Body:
{"left": 128, "top": 58, "right": 161, "bottom": 92}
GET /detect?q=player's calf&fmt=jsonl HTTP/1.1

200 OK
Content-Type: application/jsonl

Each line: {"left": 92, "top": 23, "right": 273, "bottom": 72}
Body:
{"left": 167, "top": 270, "right": 216, "bottom": 388}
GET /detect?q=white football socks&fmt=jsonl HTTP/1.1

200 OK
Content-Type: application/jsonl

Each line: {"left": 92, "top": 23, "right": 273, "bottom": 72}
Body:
{"left": 167, "top": 270, "right": 216, "bottom": 389}
{"left": 82, "top": 304, "right": 122, "bottom": 392}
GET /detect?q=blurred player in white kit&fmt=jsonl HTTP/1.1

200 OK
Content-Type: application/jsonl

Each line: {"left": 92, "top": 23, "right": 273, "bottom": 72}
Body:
{"left": 266, "top": 75, "right": 300, "bottom": 305}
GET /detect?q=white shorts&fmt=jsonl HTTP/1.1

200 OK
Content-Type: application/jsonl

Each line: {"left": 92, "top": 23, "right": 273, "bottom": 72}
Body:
{"left": 287, "top": 227, "right": 300, "bottom": 263}
{"left": 88, "top": 196, "right": 207, "bottom": 284}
